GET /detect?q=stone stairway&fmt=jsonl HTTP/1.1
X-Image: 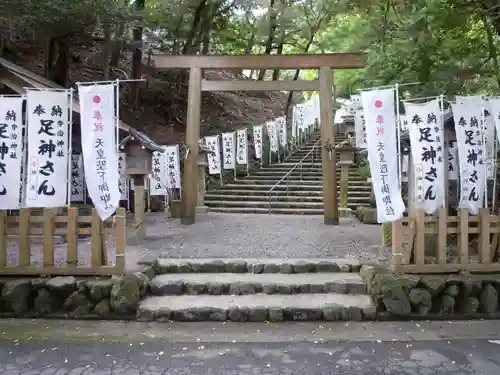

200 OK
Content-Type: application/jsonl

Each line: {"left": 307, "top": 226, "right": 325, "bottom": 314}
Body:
{"left": 137, "top": 258, "right": 375, "bottom": 322}
{"left": 205, "top": 133, "right": 372, "bottom": 214}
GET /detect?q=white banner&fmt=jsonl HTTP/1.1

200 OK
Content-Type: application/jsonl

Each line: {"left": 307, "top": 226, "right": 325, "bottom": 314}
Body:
{"left": 483, "top": 100, "right": 496, "bottom": 180}
{"left": 78, "top": 84, "right": 120, "bottom": 220}
{"left": 266, "top": 121, "right": 278, "bottom": 152}
{"left": 488, "top": 98, "right": 500, "bottom": 181}
{"left": 275, "top": 116, "right": 287, "bottom": 146}
{"left": 295, "top": 104, "right": 306, "bottom": 129}
{"left": 222, "top": 132, "right": 236, "bottom": 169}
{"left": 354, "top": 110, "right": 366, "bottom": 148}
{"left": 150, "top": 149, "right": 166, "bottom": 196}
{"left": 361, "top": 88, "right": 405, "bottom": 222}
{"left": 25, "top": 90, "right": 70, "bottom": 208}
{"left": 400, "top": 114, "right": 409, "bottom": 132}
{"left": 451, "top": 98, "right": 486, "bottom": 214}
{"left": 165, "top": 144, "right": 181, "bottom": 189}
{"left": 118, "top": 152, "right": 128, "bottom": 200}
{"left": 447, "top": 139, "right": 459, "bottom": 180}
{"left": 236, "top": 128, "right": 248, "bottom": 165}
{"left": 205, "top": 135, "right": 221, "bottom": 175}
{"left": 0, "top": 96, "right": 24, "bottom": 209}
{"left": 404, "top": 99, "right": 445, "bottom": 214}
{"left": 70, "top": 153, "right": 85, "bottom": 202}
{"left": 253, "top": 125, "right": 263, "bottom": 159}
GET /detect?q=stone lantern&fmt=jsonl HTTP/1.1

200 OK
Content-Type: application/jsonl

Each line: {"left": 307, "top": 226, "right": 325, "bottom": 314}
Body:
{"left": 119, "top": 128, "right": 165, "bottom": 238}
{"left": 196, "top": 139, "right": 213, "bottom": 213}
{"left": 335, "top": 140, "right": 357, "bottom": 215}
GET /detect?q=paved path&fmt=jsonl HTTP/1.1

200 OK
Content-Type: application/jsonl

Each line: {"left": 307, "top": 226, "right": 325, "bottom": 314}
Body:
{"left": 127, "top": 213, "right": 389, "bottom": 265}
{"left": 1, "top": 320, "right": 500, "bottom": 374}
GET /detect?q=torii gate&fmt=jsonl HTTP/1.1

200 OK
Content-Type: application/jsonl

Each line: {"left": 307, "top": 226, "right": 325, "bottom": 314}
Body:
{"left": 150, "top": 53, "right": 366, "bottom": 225}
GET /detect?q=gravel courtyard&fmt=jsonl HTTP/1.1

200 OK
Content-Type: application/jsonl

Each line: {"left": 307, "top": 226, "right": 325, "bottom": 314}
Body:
{"left": 125, "top": 212, "right": 390, "bottom": 265}
{"left": 5, "top": 213, "right": 390, "bottom": 269}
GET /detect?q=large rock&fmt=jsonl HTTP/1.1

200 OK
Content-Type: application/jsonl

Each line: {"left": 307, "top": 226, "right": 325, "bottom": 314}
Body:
{"left": 225, "top": 260, "right": 247, "bottom": 273}
{"left": 33, "top": 289, "right": 62, "bottom": 314}
{"left": 1, "top": 280, "right": 33, "bottom": 313}
{"left": 63, "top": 291, "right": 94, "bottom": 315}
{"left": 150, "top": 279, "right": 184, "bottom": 296}
{"left": 408, "top": 288, "right": 432, "bottom": 309}
{"left": 465, "top": 297, "right": 480, "bottom": 313}
{"left": 94, "top": 299, "right": 113, "bottom": 318}
{"left": 293, "top": 261, "right": 315, "bottom": 273}
{"left": 359, "top": 265, "right": 389, "bottom": 293}
{"left": 132, "top": 272, "right": 150, "bottom": 297}
{"left": 372, "top": 273, "right": 411, "bottom": 316}
{"left": 419, "top": 276, "right": 446, "bottom": 297}
{"left": 109, "top": 275, "right": 141, "bottom": 315}
{"left": 45, "top": 277, "right": 76, "bottom": 297}
{"left": 85, "top": 280, "right": 115, "bottom": 302}
{"left": 479, "top": 284, "right": 498, "bottom": 314}
{"left": 440, "top": 295, "right": 455, "bottom": 314}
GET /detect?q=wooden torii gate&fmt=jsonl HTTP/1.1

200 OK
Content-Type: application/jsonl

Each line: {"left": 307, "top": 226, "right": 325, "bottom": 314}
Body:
{"left": 150, "top": 53, "right": 366, "bottom": 225}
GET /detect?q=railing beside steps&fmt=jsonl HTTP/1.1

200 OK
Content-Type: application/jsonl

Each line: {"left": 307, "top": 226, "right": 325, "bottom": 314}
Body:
{"left": 267, "top": 138, "right": 321, "bottom": 213}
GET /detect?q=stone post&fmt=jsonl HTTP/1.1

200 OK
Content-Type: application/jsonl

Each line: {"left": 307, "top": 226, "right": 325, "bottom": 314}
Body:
{"left": 133, "top": 175, "right": 146, "bottom": 239}
{"left": 337, "top": 160, "right": 353, "bottom": 209}
{"left": 196, "top": 141, "right": 211, "bottom": 214}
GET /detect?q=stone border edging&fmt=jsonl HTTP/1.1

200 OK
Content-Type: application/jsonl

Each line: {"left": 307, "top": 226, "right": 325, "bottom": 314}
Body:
{"left": 360, "top": 265, "right": 500, "bottom": 317}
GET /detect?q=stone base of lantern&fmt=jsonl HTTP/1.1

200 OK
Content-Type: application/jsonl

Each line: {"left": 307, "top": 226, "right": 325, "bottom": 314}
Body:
{"left": 196, "top": 205, "right": 209, "bottom": 214}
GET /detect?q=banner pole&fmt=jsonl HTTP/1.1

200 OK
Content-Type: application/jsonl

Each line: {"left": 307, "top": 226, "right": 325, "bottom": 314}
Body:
{"left": 395, "top": 84, "right": 402, "bottom": 190}
{"left": 440, "top": 94, "right": 446, "bottom": 209}
{"left": 67, "top": 89, "right": 74, "bottom": 208}
{"left": 481, "top": 98, "right": 488, "bottom": 210}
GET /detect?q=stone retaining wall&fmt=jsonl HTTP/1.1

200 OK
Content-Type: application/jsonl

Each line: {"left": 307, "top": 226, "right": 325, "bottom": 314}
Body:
{"left": 0, "top": 266, "right": 155, "bottom": 319}
{"left": 360, "top": 265, "right": 500, "bottom": 318}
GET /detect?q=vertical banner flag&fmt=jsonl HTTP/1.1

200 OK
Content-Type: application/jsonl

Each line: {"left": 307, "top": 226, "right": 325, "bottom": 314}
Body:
{"left": 266, "top": 121, "right": 278, "bottom": 152}
{"left": 295, "top": 104, "right": 306, "bottom": 130}
{"left": 447, "top": 138, "right": 459, "bottom": 180}
{"left": 275, "top": 116, "right": 287, "bottom": 146}
{"left": 361, "top": 88, "right": 405, "bottom": 222}
{"left": 165, "top": 145, "right": 181, "bottom": 189}
{"left": 400, "top": 114, "right": 409, "bottom": 132}
{"left": 149, "top": 149, "right": 166, "bottom": 196}
{"left": 222, "top": 132, "right": 236, "bottom": 170}
{"left": 451, "top": 97, "right": 486, "bottom": 214}
{"left": 78, "top": 84, "right": 120, "bottom": 220}
{"left": 404, "top": 99, "right": 445, "bottom": 214}
{"left": 483, "top": 99, "right": 496, "bottom": 179}
{"left": 0, "top": 96, "right": 24, "bottom": 209}
{"left": 253, "top": 125, "right": 263, "bottom": 159}
{"left": 354, "top": 110, "right": 366, "bottom": 148}
{"left": 236, "top": 128, "right": 248, "bottom": 165}
{"left": 26, "top": 90, "right": 70, "bottom": 208}
{"left": 70, "top": 153, "right": 85, "bottom": 202}
{"left": 118, "top": 152, "right": 128, "bottom": 200}
{"left": 205, "top": 135, "right": 221, "bottom": 175}
{"left": 487, "top": 98, "right": 500, "bottom": 181}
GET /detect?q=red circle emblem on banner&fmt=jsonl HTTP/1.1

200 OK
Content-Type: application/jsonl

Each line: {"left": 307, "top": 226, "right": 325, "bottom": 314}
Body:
{"left": 375, "top": 100, "right": 382, "bottom": 108}
{"left": 93, "top": 95, "right": 101, "bottom": 104}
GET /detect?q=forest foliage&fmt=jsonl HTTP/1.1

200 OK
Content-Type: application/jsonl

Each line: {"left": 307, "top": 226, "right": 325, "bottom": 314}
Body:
{"left": 1, "top": 0, "right": 500, "bottom": 105}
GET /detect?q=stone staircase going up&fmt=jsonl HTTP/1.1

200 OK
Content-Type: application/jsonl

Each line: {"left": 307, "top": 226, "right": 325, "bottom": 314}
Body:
{"left": 137, "top": 258, "right": 375, "bottom": 322}
{"left": 205, "top": 132, "right": 373, "bottom": 214}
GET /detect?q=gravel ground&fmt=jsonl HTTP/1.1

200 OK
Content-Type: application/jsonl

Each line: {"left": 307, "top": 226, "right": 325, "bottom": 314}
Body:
{"left": 5, "top": 213, "right": 391, "bottom": 269}
{"left": 129, "top": 212, "right": 391, "bottom": 262}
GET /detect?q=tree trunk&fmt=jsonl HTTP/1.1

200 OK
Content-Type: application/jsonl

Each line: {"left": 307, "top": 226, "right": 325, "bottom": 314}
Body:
{"left": 284, "top": 34, "right": 315, "bottom": 117}
{"left": 272, "top": 28, "right": 285, "bottom": 80}
{"left": 51, "top": 38, "right": 70, "bottom": 87}
{"left": 102, "top": 22, "right": 112, "bottom": 80}
{"left": 45, "top": 37, "right": 56, "bottom": 78}
{"left": 258, "top": 0, "right": 277, "bottom": 80}
{"left": 110, "top": 23, "right": 124, "bottom": 67}
{"left": 183, "top": 0, "right": 208, "bottom": 54}
{"left": 131, "top": 0, "right": 146, "bottom": 107}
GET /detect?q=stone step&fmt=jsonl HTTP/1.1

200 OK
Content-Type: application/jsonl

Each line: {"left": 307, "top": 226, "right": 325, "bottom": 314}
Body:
{"left": 207, "top": 207, "right": 365, "bottom": 214}
{"left": 222, "top": 184, "right": 372, "bottom": 191}
{"left": 137, "top": 293, "right": 375, "bottom": 322}
{"left": 204, "top": 195, "right": 371, "bottom": 203}
{"left": 252, "top": 170, "right": 363, "bottom": 176}
{"left": 228, "top": 179, "right": 371, "bottom": 186}
{"left": 207, "top": 189, "right": 371, "bottom": 197}
{"left": 149, "top": 272, "right": 367, "bottom": 296}
{"left": 205, "top": 200, "right": 366, "bottom": 209}
{"left": 247, "top": 175, "right": 366, "bottom": 181}
{"left": 152, "top": 258, "right": 363, "bottom": 274}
